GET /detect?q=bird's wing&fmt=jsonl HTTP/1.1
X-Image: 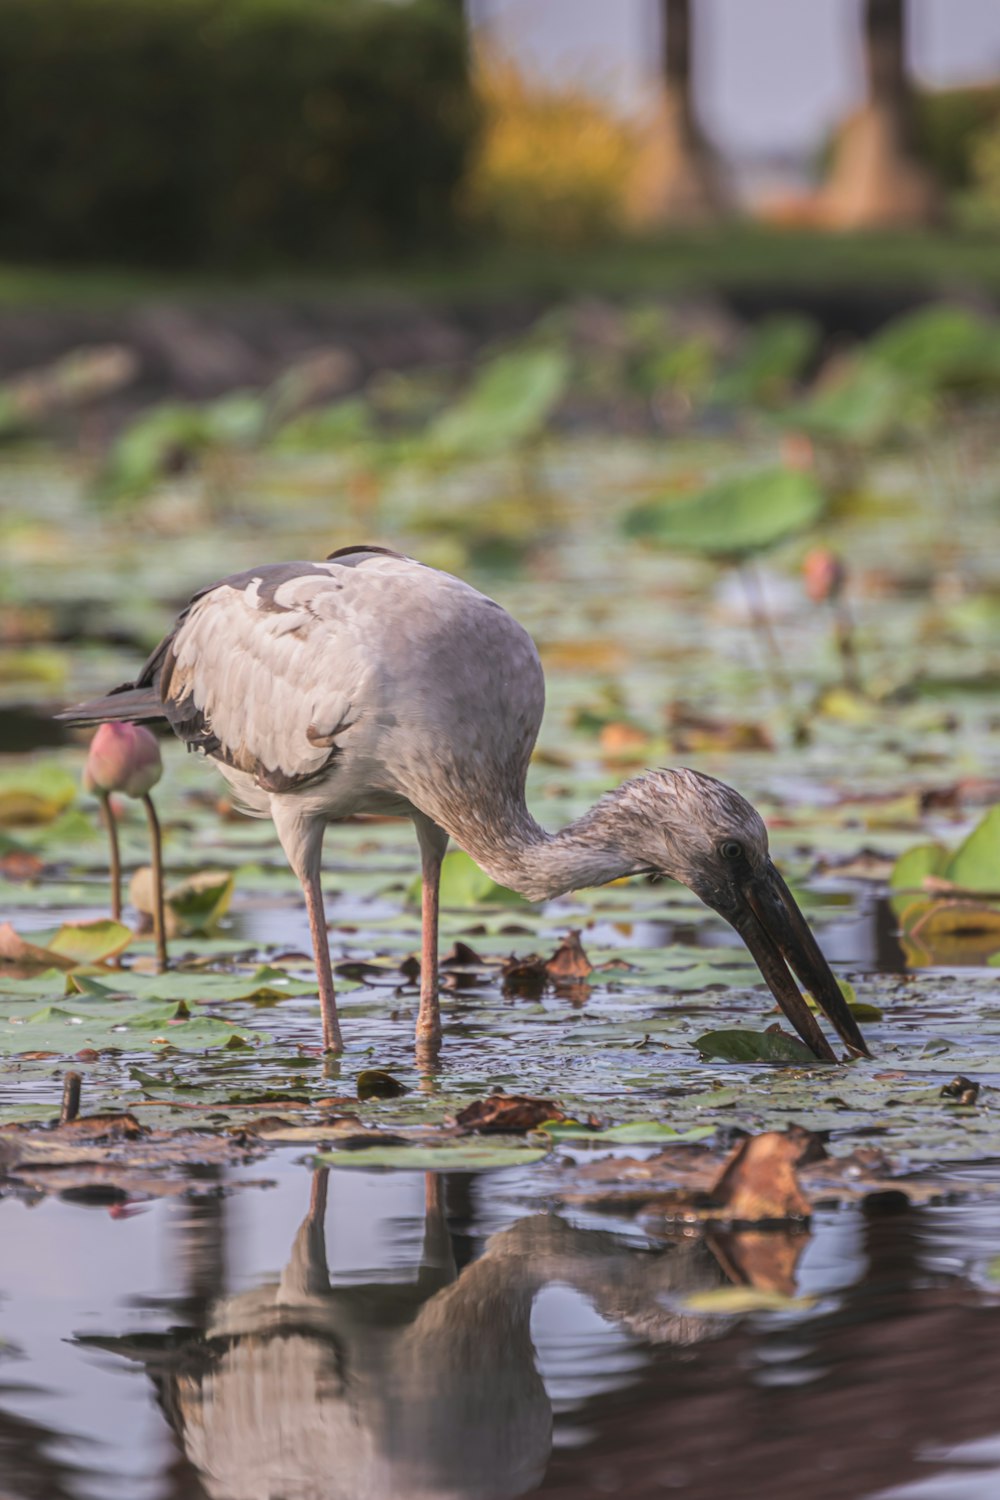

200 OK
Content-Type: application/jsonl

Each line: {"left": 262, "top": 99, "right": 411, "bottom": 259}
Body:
{"left": 150, "top": 561, "right": 375, "bottom": 792}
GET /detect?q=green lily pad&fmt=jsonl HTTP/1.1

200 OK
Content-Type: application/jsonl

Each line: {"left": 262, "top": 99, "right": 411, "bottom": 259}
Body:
{"left": 538, "top": 1120, "right": 716, "bottom": 1144}
{"left": 0, "top": 919, "right": 132, "bottom": 970}
{"left": 891, "top": 842, "right": 952, "bottom": 891}
{"left": 0, "top": 764, "right": 77, "bottom": 827}
{"left": 785, "top": 361, "right": 909, "bottom": 446}
{"left": 804, "top": 979, "right": 883, "bottom": 1023}
{"left": 624, "top": 467, "right": 826, "bottom": 557}
{"left": 410, "top": 849, "right": 528, "bottom": 909}
{"left": 47, "top": 921, "right": 134, "bottom": 965}
{"left": 316, "top": 1141, "right": 550, "bottom": 1172}
{"left": 868, "top": 304, "right": 1000, "bottom": 392}
{"left": 68, "top": 964, "right": 326, "bottom": 1004}
{"left": 427, "top": 348, "right": 569, "bottom": 459}
{"left": 694, "top": 1029, "right": 825, "bottom": 1065}
{"left": 713, "top": 315, "right": 819, "bottom": 406}
{"left": 946, "top": 806, "right": 1000, "bottom": 893}
{"left": 890, "top": 808, "right": 1000, "bottom": 899}
{"left": 0, "top": 996, "right": 264, "bottom": 1055}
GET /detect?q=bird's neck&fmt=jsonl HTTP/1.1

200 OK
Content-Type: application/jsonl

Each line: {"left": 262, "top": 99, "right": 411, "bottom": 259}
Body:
{"left": 440, "top": 794, "right": 647, "bottom": 903}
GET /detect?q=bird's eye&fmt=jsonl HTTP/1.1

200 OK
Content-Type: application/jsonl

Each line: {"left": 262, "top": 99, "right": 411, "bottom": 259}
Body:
{"left": 719, "top": 840, "right": 744, "bottom": 860}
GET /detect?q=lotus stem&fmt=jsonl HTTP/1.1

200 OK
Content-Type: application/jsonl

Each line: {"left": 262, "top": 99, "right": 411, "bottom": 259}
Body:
{"left": 141, "top": 791, "right": 168, "bottom": 971}
{"left": 97, "top": 790, "right": 122, "bottom": 922}
{"left": 833, "top": 599, "right": 860, "bottom": 691}
{"left": 738, "top": 562, "right": 807, "bottom": 740}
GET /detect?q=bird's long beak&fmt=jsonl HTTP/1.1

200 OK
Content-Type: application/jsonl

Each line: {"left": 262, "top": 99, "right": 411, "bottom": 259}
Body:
{"left": 729, "top": 861, "right": 871, "bottom": 1062}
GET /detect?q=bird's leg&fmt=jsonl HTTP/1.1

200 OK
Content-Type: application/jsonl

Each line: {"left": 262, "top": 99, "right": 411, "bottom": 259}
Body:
{"left": 417, "top": 854, "right": 442, "bottom": 1044}
{"left": 414, "top": 817, "right": 448, "bottom": 1049}
{"left": 140, "top": 792, "right": 168, "bottom": 971}
{"left": 271, "top": 804, "right": 342, "bottom": 1053}
{"left": 302, "top": 865, "right": 343, "bottom": 1053}
{"left": 97, "top": 791, "right": 122, "bottom": 922}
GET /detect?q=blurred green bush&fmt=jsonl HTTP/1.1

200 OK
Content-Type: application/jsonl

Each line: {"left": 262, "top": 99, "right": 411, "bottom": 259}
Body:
{"left": 0, "top": 0, "right": 475, "bottom": 266}
{"left": 970, "top": 112, "right": 1000, "bottom": 226}
{"left": 914, "top": 84, "right": 1000, "bottom": 191}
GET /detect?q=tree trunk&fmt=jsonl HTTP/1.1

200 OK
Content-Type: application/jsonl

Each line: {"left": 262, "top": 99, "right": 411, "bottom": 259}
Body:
{"left": 627, "top": 0, "right": 727, "bottom": 228}
{"left": 822, "top": 0, "right": 942, "bottom": 228}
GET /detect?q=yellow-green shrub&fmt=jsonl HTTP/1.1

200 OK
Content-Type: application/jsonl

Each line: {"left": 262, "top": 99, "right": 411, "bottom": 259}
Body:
{"left": 463, "top": 55, "right": 634, "bottom": 244}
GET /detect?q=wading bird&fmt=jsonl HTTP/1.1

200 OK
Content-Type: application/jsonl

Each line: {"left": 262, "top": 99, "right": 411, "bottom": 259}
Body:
{"left": 60, "top": 546, "right": 869, "bottom": 1061}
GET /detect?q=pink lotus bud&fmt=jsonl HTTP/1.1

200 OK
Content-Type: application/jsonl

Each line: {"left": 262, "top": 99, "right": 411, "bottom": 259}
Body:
{"left": 780, "top": 432, "right": 815, "bottom": 473}
{"left": 83, "top": 722, "right": 162, "bottom": 798}
{"left": 803, "top": 547, "right": 846, "bottom": 605}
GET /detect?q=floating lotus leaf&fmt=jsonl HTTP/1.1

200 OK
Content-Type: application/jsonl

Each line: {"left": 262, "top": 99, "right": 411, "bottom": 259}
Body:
{"left": 624, "top": 467, "right": 826, "bottom": 557}
{"left": 427, "top": 347, "right": 569, "bottom": 458}
{"left": 695, "top": 1029, "right": 827, "bottom": 1065}
{"left": 317, "top": 1141, "right": 549, "bottom": 1172}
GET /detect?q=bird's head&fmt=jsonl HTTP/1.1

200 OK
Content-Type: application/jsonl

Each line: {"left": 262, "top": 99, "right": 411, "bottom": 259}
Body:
{"left": 602, "top": 769, "right": 870, "bottom": 1062}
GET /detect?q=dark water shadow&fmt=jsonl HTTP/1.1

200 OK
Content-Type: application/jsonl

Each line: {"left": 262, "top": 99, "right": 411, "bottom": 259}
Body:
{"left": 14, "top": 1165, "right": 987, "bottom": 1500}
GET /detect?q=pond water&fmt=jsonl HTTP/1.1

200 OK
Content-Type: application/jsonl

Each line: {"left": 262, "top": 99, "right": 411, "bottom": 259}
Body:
{"left": 4, "top": 1153, "right": 1000, "bottom": 1500}
{"left": 2, "top": 376, "right": 1000, "bottom": 1500}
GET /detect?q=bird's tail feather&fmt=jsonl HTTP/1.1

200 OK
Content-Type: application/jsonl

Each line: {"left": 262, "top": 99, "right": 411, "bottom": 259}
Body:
{"left": 56, "top": 687, "right": 165, "bottom": 726}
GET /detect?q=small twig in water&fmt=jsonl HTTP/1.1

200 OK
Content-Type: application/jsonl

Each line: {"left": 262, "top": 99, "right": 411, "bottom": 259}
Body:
{"left": 60, "top": 1071, "right": 82, "bottom": 1125}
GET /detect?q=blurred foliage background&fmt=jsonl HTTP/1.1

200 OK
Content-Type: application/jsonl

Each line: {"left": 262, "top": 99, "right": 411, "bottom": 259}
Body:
{"left": 0, "top": 0, "right": 473, "bottom": 266}
{"left": 0, "top": 0, "right": 999, "bottom": 265}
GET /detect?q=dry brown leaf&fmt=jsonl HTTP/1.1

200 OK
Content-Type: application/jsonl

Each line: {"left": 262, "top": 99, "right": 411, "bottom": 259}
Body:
{"left": 545, "top": 930, "right": 594, "bottom": 981}
{"left": 667, "top": 705, "right": 774, "bottom": 754}
{"left": 0, "top": 920, "right": 77, "bottom": 969}
{"left": 0, "top": 850, "right": 45, "bottom": 881}
{"left": 708, "top": 1128, "right": 823, "bottom": 1221}
{"left": 813, "top": 848, "right": 896, "bottom": 882}
{"left": 706, "top": 1227, "right": 809, "bottom": 1297}
{"left": 500, "top": 954, "right": 548, "bottom": 999}
{"left": 440, "top": 940, "right": 488, "bottom": 969}
{"left": 598, "top": 721, "right": 652, "bottom": 760}
{"left": 559, "top": 1129, "right": 991, "bottom": 1221}
{"left": 454, "top": 1094, "right": 569, "bottom": 1134}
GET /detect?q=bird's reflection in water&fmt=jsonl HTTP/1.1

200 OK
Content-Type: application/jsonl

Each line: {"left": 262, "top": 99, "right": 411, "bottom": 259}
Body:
{"left": 87, "top": 1169, "right": 808, "bottom": 1500}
